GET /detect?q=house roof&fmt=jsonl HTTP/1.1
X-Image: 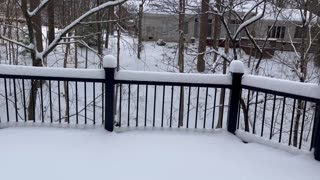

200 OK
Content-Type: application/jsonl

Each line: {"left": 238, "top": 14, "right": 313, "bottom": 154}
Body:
{"left": 125, "top": 0, "right": 199, "bottom": 15}
{"left": 125, "top": 0, "right": 319, "bottom": 23}
{"left": 226, "top": 0, "right": 319, "bottom": 23}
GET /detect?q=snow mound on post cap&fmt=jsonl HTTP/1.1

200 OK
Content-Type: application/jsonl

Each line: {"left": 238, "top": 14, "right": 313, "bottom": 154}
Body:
{"left": 103, "top": 55, "right": 117, "bottom": 68}
{"left": 230, "top": 60, "right": 245, "bottom": 73}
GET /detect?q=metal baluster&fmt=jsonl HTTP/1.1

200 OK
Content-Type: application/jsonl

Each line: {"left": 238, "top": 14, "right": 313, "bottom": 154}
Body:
{"left": 195, "top": 87, "right": 200, "bottom": 128}
{"left": 270, "top": 95, "right": 277, "bottom": 140}
{"left": 49, "top": 80, "right": 53, "bottom": 123}
{"left": 261, "top": 93, "right": 267, "bottom": 137}
{"left": 136, "top": 85, "right": 140, "bottom": 127}
{"left": 144, "top": 85, "right": 148, "bottom": 126}
{"left": 22, "top": 79, "right": 26, "bottom": 122}
{"left": 203, "top": 87, "right": 209, "bottom": 129}
{"left": 128, "top": 84, "right": 131, "bottom": 126}
{"left": 4, "top": 78, "right": 9, "bottom": 122}
{"left": 153, "top": 85, "right": 157, "bottom": 127}
{"left": 299, "top": 101, "right": 307, "bottom": 149}
{"left": 212, "top": 88, "right": 217, "bottom": 129}
{"left": 279, "top": 97, "right": 286, "bottom": 143}
{"left": 93, "top": 82, "right": 96, "bottom": 125}
{"left": 289, "top": 99, "right": 296, "bottom": 145}
{"left": 13, "top": 79, "right": 18, "bottom": 122}
{"left": 169, "top": 86, "right": 174, "bottom": 128}
{"left": 161, "top": 85, "right": 165, "bottom": 127}
{"left": 187, "top": 86, "right": 191, "bottom": 128}
{"left": 40, "top": 80, "right": 44, "bottom": 123}
{"left": 253, "top": 91, "right": 259, "bottom": 134}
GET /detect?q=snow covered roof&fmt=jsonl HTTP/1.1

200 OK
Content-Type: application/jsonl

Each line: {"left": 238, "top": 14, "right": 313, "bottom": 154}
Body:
{"left": 231, "top": 0, "right": 319, "bottom": 23}
{"left": 126, "top": 0, "right": 319, "bottom": 24}
{"left": 125, "top": 0, "right": 199, "bottom": 16}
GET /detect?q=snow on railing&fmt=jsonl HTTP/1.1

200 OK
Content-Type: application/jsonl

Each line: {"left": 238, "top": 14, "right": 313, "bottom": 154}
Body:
{"left": 242, "top": 75, "right": 320, "bottom": 101}
{"left": 0, "top": 64, "right": 104, "bottom": 80}
{"left": 115, "top": 70, "right": 232, "bottom": 85}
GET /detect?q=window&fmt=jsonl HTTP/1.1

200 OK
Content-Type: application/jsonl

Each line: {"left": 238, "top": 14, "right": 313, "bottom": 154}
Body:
{"left": 194, "top": 18, "right": 199, "bottom": 37}
{"left": 268, "top": 26, "right": 286, "bottom": 39}
{"left": 207, "top": 19, "right": 213, "bottom": 37}
{"left": 230, "top": 19, "right": 241, "bottom": 25}
{"left": 184, "top": 22, "right": 189, "bottom": 34}
{"left": 230, "top": 19, "right": 242, "bottom": 38}
{"left": 294, "top": 26, "right": 303, "bottom": 38}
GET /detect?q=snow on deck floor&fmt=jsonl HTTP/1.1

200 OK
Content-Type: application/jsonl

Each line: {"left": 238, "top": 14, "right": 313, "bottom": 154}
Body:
{"left": 0, "top": 127, "right": 319, "bottom": 180}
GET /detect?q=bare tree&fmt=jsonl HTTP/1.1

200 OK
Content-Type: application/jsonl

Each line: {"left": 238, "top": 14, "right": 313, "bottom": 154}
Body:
{"left": 197, "top": 0, "right": 209, "bottom": 72}
{"left": 137, "top": 0, "right": 146, "bottom": 59}
{"left": 1, "top": 0, "right": 127, "bottom": 120}
{"left": 178, "top": 0, "right": 186, "bottom": 127}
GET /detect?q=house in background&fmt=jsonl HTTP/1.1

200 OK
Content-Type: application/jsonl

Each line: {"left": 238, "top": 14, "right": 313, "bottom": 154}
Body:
{"left": 123, "top": 0, "right": 199, "bottom": 43}
{"left": 141, "top": 12, "right": 198, "bottom": 42}
{"left": 125, "top": 0, "right": 319, "bottom": 54}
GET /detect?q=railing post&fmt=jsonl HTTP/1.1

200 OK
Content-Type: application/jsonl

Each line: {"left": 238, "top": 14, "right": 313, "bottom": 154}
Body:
{"left": 314, "top": 104, "right": 320, "bottom": 161}
{"left": 103, "top": 55, "right": 117, "bottom": 132}
{"left": 227, "top": 60, "right": 244, "bottom": 134}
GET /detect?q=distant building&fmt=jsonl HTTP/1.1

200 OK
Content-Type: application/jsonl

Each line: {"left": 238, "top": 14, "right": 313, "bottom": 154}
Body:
{"left": 126, "top": 0, "right": 319, "bottom": 53}
{"left": 141, "top": 12, "right": 197, "bottom": 42}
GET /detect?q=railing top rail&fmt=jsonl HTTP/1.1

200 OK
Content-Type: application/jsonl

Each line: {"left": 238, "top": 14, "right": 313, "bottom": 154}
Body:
{"left": 0, "top": 64, "right": 105, "bottom": 82}
{"left": 242, "top": 75, "right": 320, "bottom": 102}
{"left": 114, "top": 70, "right": 233, "bottom": 88}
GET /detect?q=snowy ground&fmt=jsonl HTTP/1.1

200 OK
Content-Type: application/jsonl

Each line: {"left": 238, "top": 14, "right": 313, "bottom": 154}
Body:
{"left": 0, "top": 127, "right": 319, "bottom": 180}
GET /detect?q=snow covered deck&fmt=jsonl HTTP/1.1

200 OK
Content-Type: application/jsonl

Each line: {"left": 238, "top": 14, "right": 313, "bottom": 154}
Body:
{"left": 0, "top": 127, "right": 319, "bottom": 180}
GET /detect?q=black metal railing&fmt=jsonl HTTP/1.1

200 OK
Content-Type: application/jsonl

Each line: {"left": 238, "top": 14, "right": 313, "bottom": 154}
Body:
{"left": 0, "top": 57, "right": 319, "bottom": 161}
{"left": 0, "top": 67, "right": 105, "bottom": 126}
{"left": 114, "top": 84, "right": 230, "bottom": 129}
{"left": 237, "top": 88, "right": 317, "bottom": 150}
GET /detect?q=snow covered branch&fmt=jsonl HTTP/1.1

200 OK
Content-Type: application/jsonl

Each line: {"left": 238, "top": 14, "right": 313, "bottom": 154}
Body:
{"left": 232, "top": 1, "right": 266, "bottom": 40}
{"left": 27, "top": 0, "right": 50, "bottom": 17}
{"left": 0, "top": 35, "right": 34, "bottom": 51}
{"left": 41, "top": 0, "right": 127, "bottom": 59}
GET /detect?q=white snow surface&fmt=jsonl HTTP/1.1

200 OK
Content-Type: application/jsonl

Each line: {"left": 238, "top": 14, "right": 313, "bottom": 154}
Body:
{"left": 115, "top": 70, "right": 232, "bottom": 85}
{"left": 230, "top": 60, "right": 245, "bottom": 74}
{"left": 0, "top": 127, "right": 319, "bottom": 180}
{"left": 0, "top": 64, "right": 104, "bottom": 79}
{"left": 242, "top": 75, "right": 320, "bottom": 100}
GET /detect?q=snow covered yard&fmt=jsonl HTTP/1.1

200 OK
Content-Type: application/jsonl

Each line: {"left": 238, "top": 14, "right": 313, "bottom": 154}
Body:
{"left": 0, "top": 127, "right": 319, "bottom": 180}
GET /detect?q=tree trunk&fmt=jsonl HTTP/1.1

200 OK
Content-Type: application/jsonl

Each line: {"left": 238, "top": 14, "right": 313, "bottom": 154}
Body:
{"left": 293, "top": 2, "right": 309, "bottom": 147}
{"left": 110, "top": 6, "right": 115, "bottom": 36}
{"left": 293, "top": 100, "right": 303, "bottom": 146}
{"left": 178, "top": 0, "right": 185, "bottom": 127}
{"left": 197, "top": 0, "right": 209, "bottom": 72}
{"left": 116, "top": 5, "right": 121, "bottom": 70}
{"left": 27, "top": 0, "right": 44, "bottom": 121}
{"left": 48, "top": 0, "right": 55, "bottom": 44}
{"left": 212, "top": 0, "right": 221, "bottom": 62}
{"left": 96, "top": 0, "right": 103, "bottom": 66}
{"left": 137, "top": 3, "right": 143, "bottom": 59}
{"left": 216, "top": 20, "right": 230, "bottom": 128}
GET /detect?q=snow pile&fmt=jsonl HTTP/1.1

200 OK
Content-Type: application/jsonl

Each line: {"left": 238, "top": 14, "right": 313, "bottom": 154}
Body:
{"left": 0, "top": 127, "right": 319, "bottom": 180}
